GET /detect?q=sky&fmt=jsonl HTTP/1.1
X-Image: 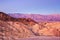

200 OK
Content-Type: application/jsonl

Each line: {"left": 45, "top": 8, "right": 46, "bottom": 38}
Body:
{"left": 0, "top": 0, "right": 60, "bottom": 15}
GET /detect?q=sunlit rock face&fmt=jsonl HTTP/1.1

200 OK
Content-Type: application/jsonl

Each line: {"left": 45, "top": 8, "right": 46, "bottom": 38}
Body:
{"left": 38, "top": 22, "right": 60, "bottom": 37}
{"left": 29, "top": 22, "right": 60, "bottom": 37}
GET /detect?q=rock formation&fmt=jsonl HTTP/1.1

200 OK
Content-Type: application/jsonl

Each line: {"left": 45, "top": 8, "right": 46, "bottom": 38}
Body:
{"left": 0, "top": 12, "right": 60, "bottom": 40}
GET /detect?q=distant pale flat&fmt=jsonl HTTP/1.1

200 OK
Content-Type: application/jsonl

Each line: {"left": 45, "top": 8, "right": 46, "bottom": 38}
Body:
{"left": 18, "top": 36, "right": 60, "bottom": 40}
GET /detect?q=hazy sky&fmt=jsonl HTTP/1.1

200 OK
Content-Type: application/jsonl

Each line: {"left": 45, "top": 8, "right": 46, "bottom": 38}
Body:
{"left": 0, "top": 0, "right": 60, "bottom": 15}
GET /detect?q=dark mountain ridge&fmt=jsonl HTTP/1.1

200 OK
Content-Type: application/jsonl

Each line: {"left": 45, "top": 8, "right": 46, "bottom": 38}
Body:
{"left": 0, "top": 12, "right": 38, "bottom": 25}
{"left": 0, "top": 12, "right": 16, "bottom": 21}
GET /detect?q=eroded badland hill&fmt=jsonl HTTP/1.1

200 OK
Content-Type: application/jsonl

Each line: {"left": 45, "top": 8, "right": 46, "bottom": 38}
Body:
{"left": 0, "top": 12, "right": 60, "bottom": 40}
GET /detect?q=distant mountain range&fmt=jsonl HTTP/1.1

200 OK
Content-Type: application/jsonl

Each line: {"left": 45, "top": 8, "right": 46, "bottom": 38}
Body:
{"left": 9, "top": 13, "right": 60, "bottom": 22}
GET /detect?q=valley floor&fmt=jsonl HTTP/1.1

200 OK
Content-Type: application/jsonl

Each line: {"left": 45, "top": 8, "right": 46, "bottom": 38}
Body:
{"left": 17, "top": 36, "right": 60, "bottom": 40}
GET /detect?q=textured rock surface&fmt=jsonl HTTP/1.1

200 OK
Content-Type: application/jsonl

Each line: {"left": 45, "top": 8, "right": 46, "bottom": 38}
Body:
{"left": 38, "top": 22, "right": 60, "bottom": 36}
{"left": 0, "top": 20, "right": 36, "bottom": 40}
